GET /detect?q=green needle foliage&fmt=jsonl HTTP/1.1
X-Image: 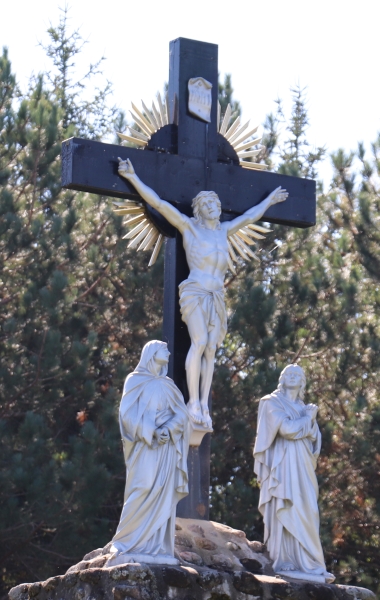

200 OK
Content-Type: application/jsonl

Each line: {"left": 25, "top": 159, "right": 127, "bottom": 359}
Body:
{"left": 0, "top": 13, "right": 163, "bottom": 595}
{"left": 0, "top": 13, "right": 379, "bottom": 598}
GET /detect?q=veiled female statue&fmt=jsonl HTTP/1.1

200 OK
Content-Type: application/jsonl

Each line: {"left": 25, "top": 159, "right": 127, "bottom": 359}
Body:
{"left": 253, "top": 364, "right": 334, "bottom": 583}
{"left": 108, "top": 340, "right": 189, "bottom": 566}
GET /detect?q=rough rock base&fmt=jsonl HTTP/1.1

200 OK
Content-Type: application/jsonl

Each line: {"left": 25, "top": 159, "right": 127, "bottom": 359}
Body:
{"left": 9, "top": 519, "right": 375, "bottom": 600}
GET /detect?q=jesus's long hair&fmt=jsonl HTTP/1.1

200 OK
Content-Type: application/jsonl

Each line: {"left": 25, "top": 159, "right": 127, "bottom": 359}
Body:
{"left": 191, "top": 191, "right": 221, "bottom": 226}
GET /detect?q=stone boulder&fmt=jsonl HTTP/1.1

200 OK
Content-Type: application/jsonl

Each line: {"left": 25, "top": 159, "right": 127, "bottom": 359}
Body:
{"left": 8, "top": 519, "right": 376, "bottom": 600}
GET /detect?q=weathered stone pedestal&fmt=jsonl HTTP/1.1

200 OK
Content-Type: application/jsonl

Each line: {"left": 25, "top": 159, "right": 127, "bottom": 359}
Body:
{"left": 9, "top": 519, "right": 375, "bottom": 600}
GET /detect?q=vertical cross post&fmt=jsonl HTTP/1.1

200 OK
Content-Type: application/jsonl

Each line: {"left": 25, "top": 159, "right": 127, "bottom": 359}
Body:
{"left": 164, "top": 38, "right": 218, "bottom": 519}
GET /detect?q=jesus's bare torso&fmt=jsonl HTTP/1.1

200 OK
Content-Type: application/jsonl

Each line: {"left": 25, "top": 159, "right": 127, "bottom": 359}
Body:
{"left": 182, "top": 219, "right": 229, "bottom": 291}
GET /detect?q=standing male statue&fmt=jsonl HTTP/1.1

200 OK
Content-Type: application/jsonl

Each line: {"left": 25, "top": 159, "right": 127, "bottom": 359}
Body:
{"left": 118, "top": 158, "right": 288, "bottom": 428}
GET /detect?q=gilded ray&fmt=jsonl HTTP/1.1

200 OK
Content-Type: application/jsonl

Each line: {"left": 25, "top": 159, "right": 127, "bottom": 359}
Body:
{"left": 124, "top": 219, "right": 149, "bottom": 240}
{"left": 240, "top": 161, "right": 268, "bottom": 171}
{"left": 229, "top": 235, "right": 249, "bottom": 260}
{"left": 131, "top": 102, "right": 156, "bottom": 134}
{"left": 157, "top": 92, "right": 167, "bottom": 126}
{"left": 231, "top": 126, "right": 259, "bottom": 149}
{"left": 152, "top": 101, "right": 162, "bottom": 128}
{"left": 113, "top": 200, "right": 141, "bottom": 208}
{"left": 142, "top": 100, "right": 158, "bottom": 130}
{"left": 117, "top": 132, "right": 147, "bottom": 147}
{"left": 113, "top": 207, "right": 144, "bottom": 215}
{"left": 128, "top": 223, "right": 151, "bottom": 249}
{"left": 123, "top": 214, "right": 146, "bottom": 229}
{"left": 227, "top": 239, "right": 238, "bottom": 263}
{"left": 247, "top": 223, "right": 272, "bottom": 234}
{"left": 137, "top": 226, "right": 155, "bottom": 251}
{"left": 234, "top": 137, "right": 262, "bottom": 153}
{"left": 224, "top": 116, "right": 241, "bottom": 141}
{"left": 143, "top": 229, "right": 160, "bottom": 252}
{"left": 236, "top": 230, "right": 256, "bottom": 245}
{"left": 237, "top": 149, "right": 260, "bottom": 159}
{"left": 227, "top": 253, "right": 236, "bottom": 274}
{"left": 219, "top": 104, "right": 232, "bottom": 136}
{"left": 129, "top": 112, "right": 152, "bottom": 138}
{"left": 128, "top": 127, "right": 149, "bottom": 142}
{"left": 233, "top": 234, "right": 260, "bottom": 261}
{"left": 228, "top": 120, "right": 250, "bottom": 145}
{"left": 239, "top": 227, "right": 265, "bottom": 240}
{"left": 148, "top": 234, "right": 164, "bottom": 266}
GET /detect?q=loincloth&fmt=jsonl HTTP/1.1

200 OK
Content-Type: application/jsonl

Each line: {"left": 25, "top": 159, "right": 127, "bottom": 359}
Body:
{"left": 178, "top": 279, "right": 227, "bottom": 348}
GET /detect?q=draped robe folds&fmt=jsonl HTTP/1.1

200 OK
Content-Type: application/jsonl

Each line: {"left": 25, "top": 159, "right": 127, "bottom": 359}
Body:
{"left": 253, "top": 390, "right": 333, "bottom": 583}
{"left": 178, "top": 278, "right": 227, "bottom": 348}
{"left": 110, "top": 363, "right": 189, "bottom": 561}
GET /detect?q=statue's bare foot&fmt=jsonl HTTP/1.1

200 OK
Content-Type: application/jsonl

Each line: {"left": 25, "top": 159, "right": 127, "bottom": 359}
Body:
{"left": 187, "top": 400, "right": 204, "bottom": 424}
{"left": 201, "top": 407, "right": 213, "bottom": 429}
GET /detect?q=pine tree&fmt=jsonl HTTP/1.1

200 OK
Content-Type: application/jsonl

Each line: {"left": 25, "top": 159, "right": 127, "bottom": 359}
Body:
{"left": 0, "top": 17, "right": 163, "bottom": 595}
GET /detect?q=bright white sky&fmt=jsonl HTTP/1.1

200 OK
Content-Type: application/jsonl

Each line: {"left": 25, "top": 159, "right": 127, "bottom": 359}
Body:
{"left": 1, "top": 1, "right": 379, "bottom": 186}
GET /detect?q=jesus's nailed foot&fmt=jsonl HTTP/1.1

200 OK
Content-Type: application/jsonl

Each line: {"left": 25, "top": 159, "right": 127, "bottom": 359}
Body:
{"left": 187, "top": 401, "right": 204, "bottom": 425}
{"left": 201, "top": 408, "right": 212, "bottom": 429}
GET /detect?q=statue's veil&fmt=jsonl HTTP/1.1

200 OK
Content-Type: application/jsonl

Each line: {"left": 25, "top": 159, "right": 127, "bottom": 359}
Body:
{"left": 136, "top": 340, "right": 168, "bottom": 377}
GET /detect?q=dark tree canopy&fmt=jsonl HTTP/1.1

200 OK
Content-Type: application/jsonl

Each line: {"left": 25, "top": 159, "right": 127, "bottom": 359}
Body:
{"left": 0, "top": 14, "right": 379, "bottom": 598}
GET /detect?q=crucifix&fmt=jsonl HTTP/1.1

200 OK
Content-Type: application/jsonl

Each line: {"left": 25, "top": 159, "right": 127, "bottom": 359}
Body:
{"left": 61, "top": 37, "right": 316, "bottom": 521}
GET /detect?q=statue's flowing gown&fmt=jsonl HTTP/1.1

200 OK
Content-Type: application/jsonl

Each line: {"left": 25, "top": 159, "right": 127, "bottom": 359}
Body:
{"left": 253, "top": 390, "right": 331, "bottom": 580}
{"left": 111, "top": 354, "right": 189, "bottom": 559}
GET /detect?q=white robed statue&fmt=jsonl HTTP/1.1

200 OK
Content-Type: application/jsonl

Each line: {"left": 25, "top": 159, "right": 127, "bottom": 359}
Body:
{"left": 108, "top": 340, "right": 189, "bottom": 566}
{"left": 253, "top": 364, "right": 334, "bottom": 584}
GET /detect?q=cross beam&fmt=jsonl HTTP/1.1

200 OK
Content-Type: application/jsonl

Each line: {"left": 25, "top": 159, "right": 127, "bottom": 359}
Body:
{"left": 62, "top": 138, "right": 315, "bottom": 228}
{"left": 62, "top": 37, "right": 316, "bottom": 521}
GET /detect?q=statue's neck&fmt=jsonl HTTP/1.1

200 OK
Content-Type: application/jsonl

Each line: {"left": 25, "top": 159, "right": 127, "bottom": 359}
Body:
{"left": 198, "top": 217, "right": 220, "bottom": 230}
{"left": 283, "top": 388, "right": 300, "bottom": 403}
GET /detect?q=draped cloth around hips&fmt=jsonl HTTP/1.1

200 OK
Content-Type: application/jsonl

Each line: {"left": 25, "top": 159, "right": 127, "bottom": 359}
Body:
{"left": 178, "top": 278, "right": 227, "bottom": 347}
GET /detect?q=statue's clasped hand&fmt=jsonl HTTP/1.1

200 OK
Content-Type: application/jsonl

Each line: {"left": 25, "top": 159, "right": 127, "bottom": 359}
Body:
{"left": 155, "top": 426, "right": 170, "bottom": 445}
{"left": 305, "top": 403, "right": 318, "bottom": 422}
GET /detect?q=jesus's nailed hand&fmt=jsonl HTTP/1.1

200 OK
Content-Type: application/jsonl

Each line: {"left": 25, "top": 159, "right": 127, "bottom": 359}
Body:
{"left": 118, "top": 157, "right": 135, "bottom": 179}
{"left": 270, "top": 186, "right": 288, "bottom": 205}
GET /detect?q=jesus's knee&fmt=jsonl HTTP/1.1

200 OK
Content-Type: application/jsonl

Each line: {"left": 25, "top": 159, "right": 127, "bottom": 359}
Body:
{"left": 192, "top": 337, "right": 208, "bottom": 353}
{"left": 204, "top": 343, "right": 217, "bottom": 361}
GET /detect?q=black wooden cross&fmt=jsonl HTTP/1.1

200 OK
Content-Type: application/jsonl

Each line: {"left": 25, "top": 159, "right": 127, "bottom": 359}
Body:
{"left": 61, "top": 37, "right": 315, "bottom": 520}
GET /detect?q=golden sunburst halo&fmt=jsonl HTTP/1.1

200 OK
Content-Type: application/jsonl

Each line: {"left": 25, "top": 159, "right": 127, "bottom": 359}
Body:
{"left": 117, "top": 92, "right": 169, "bottom": 148}
{"left": 114, "top": 96, "right": 270, "bottom": 269}
{"left": 112, "top": 200, "right": 164, "bottom": 267}
{"left": 217, "top": 102, "right": 267, "bottom": 171}
{"left": 225, "top": 223, "right": 271, "bottom": 275}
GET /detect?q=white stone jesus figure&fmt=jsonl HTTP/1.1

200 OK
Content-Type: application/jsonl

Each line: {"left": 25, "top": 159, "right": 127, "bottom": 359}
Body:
{"left": 118, "top": 158, "right": 288, "bottom": 428}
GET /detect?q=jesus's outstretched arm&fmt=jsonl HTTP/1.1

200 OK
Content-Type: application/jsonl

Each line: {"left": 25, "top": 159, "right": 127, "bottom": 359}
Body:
{"left": 223, "top": 186, "right": 288, "bottom": 235}
{"left": 118, "top": 158, "right": 189, "bottom": 234}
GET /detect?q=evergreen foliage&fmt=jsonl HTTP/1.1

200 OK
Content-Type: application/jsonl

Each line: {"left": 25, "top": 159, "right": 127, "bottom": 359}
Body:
{"left": 0, "top": 19, "right": 163, "bottom": 596}
{"left": 0, "top": 16, "right": 379, "bottom": 598}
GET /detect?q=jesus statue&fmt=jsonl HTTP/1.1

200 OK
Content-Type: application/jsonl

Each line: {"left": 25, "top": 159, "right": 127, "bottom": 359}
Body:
{"left": 118, "top": 158, "right": 288, "bottom": 428}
